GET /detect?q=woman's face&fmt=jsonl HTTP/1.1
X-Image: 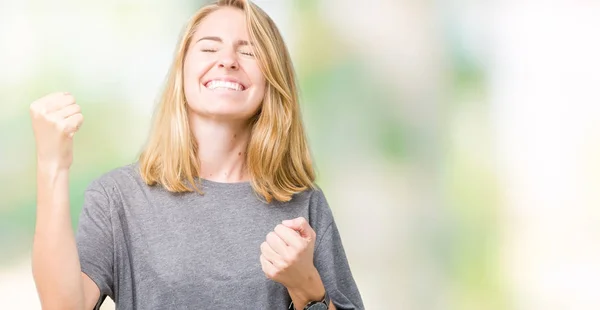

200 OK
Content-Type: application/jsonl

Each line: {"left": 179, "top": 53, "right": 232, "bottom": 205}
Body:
{"left": 183, "top": 7, "right": 266, "bottom": 122}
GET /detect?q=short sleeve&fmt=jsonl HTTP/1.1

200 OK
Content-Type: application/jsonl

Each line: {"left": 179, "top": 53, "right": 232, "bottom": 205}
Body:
{"left": 75, "top": 180, "right": 115, "bottom": 308}
{"left": 311, "top": 191, "right": 365, "bottom": 310}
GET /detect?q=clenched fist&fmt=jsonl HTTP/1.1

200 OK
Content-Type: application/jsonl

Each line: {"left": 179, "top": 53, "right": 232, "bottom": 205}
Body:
{"left": 259, "top": 217, "right": 319, "bottom": 289}
{"left": 29, "top": 92, "right": 83, "bottom": 171}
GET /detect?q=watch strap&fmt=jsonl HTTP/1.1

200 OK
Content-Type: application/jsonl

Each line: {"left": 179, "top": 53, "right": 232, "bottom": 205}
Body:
{"left": 287, "top": 291, "right": 330, "bottom": 310}
{"left": 303, "top": 290, "right": 330, "bottom": 310}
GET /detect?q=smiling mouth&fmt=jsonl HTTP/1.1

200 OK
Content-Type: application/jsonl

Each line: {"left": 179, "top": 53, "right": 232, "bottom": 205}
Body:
{"left": 204, "top": 80, "right": 246, "bottom": 91}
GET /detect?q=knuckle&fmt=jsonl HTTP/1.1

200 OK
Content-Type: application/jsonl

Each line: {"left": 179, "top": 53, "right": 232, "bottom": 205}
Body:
{"left": 280, "top": 261, "right": 289, "bottom": 269}
{"left": 286, "top": 256, "right": 295, "bottom": 267}
{"left": 55, "top": 120, "right": 67, "bottom": 132}
{"left": 288, "top": 249, "right": 298, "bottom": 260}
{"left": 271, "top": 269, "right": 280, "bottom": 278}
{"left": 30, "top": 103, "right": 45, "bottom": 115}
{"left": 48, "top": 113, "right": 59, "bottom": 123}
{"left": 281, "top": 252, "right": 292, "bottom": 263}
{"left": 29, "top": 108, "right": 40, "bottom": 119}
{"left": 296, "top": 241, "right": 305, "bottom": 251}
{"left": 63, "top": 93, "right": 75, "bottom": 102}
{"left": 305, "top": 237, "right": 312, "bottom": 246}
{"left": 49, "top": 116, "right": 59, "bottom": 125}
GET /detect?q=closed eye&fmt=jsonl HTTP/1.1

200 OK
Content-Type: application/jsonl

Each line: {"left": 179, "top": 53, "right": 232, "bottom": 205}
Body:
{"left": 201, "top": 48, "right": 217, "bottom": 52}
{"left": 240, "top": 51, "right": 255, "bottom": 57}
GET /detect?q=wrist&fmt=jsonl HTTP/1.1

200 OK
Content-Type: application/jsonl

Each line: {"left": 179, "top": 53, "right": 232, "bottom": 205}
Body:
{"left": 37, "top": 160, "right": 70, "bottom": 175}
{"left": 287, "top": 267, "right": 326, "bottom": 309}
{"left": 36, "top": 162, "right": 70, "bottom": 189}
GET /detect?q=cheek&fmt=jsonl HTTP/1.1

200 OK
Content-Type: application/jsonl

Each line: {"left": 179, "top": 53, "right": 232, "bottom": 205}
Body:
{"left": 182, "top": 59, "right": 198, "bottom": 93}
{"left": 250, "top": 80, "right": 266, "bottom": 108}
{"left": 252, "top": 67, "right": 267, "bottom": 89}
{"left": 249, "top": 70, "right": 267, "bottom": 101}
{"left": 183, "top": 55, "right": 211, "bottom": 89}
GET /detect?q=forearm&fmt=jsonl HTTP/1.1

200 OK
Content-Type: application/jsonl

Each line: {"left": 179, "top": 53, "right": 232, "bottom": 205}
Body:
{"left": 287, "top": 268, "right": 336, "bottom": 310}
{"left": 32, "top": 165, "right": 84, "bottom": 310}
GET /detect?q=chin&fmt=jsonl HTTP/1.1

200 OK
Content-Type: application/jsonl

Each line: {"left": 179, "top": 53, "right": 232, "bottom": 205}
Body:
{"left": 191, "top": 104, "right": 258, "bottom": 122}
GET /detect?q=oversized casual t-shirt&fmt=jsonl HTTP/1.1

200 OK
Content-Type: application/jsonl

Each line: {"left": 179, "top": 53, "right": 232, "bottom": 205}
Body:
{"left": 75, "top": 163, "right": 364, "bottom": 309}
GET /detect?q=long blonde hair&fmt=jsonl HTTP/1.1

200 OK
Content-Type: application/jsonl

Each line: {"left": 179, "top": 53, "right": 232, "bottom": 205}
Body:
{"left": 138, "top": 0, "right": 315, "bottom": 202}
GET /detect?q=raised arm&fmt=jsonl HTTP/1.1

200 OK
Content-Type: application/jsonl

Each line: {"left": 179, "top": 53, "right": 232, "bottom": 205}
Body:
{"left": 30, "top": 92, "right": 99, "bottom": 310}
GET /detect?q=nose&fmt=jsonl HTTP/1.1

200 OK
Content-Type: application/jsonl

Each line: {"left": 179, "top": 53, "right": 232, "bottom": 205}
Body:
{"left": 217, "top": 50, "right": 239, "bottom": 70}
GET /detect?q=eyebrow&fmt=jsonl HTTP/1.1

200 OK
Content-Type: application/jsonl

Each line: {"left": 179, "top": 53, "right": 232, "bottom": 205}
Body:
{"left": 196, "top": 36, "right": 253, "bottom": 46}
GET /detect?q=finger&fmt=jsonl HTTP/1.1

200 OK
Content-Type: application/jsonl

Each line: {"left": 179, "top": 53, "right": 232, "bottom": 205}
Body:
{"left": 50, "top": 103, "right": 81, "bottom": 119}
{"left": 30, "top": 93, "right": 63, "bottom": 116}
{"left": 266, "top": 231, "right": 288, "bottom": 255}
{"left": 43, "top": 92, "right": 76, "bottom": 113}
{"left": 274, "top": 224, "right": 303, "bottom": 249}
{"left": 260, "top": 242, "right": 285, "bottom": 269}
{"left": 63, "top": 113, "right": 84, "bottom": 135}
{"left": 260, "top": 254, "right": 277, "bottom": 278}
{"left": 282, "top": 217, "right": 313, "bottom": 239}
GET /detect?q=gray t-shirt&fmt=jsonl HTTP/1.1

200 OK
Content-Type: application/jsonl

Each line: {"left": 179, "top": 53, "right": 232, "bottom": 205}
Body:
{"left": 76, "top": 164, "right": 364, "bottom": 309}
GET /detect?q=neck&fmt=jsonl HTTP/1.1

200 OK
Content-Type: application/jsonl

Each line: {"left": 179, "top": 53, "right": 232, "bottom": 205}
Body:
{"left": 189, "top": 114, "right": 252, "bottom": 183}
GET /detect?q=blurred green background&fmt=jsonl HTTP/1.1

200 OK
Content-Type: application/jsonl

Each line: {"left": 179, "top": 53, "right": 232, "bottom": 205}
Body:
{"left": 2, "top": 0, "right": 600, "bottom": 309}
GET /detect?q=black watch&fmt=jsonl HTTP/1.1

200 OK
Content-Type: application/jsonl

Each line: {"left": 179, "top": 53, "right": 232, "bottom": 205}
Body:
{"left": 288, "top": 291, "right": 330, "bottom": 310}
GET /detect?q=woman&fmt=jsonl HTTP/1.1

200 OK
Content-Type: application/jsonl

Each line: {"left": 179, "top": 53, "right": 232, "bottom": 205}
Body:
{"left": 30, "top": 0, "right": 364, "bottom": 309}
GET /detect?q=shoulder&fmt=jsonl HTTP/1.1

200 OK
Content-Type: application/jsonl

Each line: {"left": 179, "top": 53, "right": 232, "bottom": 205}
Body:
{"left": 300, "top": 185, "right": 335, "bottom": 232}
{"left": 85, "top": 162, "right": 145, "bottom": 199}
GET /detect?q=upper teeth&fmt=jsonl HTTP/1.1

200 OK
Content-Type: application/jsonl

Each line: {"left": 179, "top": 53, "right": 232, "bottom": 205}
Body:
{"left": 207, "top": 80, "right": 243, "bottom": 91}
